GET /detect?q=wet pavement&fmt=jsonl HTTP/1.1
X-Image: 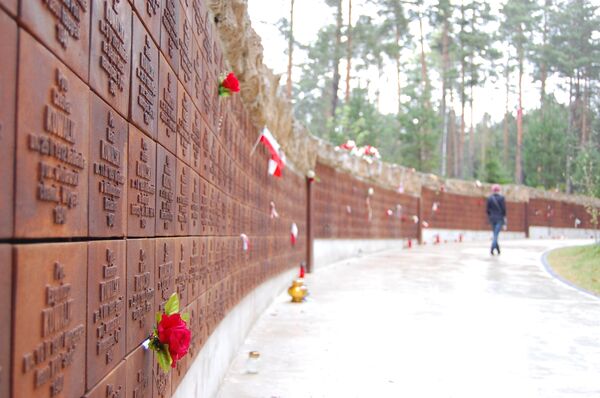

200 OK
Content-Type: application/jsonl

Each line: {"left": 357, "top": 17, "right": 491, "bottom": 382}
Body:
{"left": 217, "top": 240, "right": 600, "bottom": 398}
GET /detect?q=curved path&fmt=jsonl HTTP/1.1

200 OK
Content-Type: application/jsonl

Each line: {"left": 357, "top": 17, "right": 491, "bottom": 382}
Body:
{"left": 217, "top": 240, "right": 600, "bottom": 398}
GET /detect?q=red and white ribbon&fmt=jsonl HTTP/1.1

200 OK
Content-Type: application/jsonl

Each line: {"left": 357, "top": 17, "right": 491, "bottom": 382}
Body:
{"left": 290, "top": 223, "right": 298, "bottom": 245}
{"left": 240, "top": 233, "right": 249, "bottom": 251}
{"left": 432, "top": 202, "right": 440, "bottom": 212}
{"left": 269, "top": 201, "right": 279, "bottom": 219}
{"left": 412, "top": 215, "right": 419, "bottom": 224}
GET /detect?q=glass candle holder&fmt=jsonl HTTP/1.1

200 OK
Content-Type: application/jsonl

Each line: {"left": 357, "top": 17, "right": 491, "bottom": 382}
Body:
{"left": 246, "top": 351, "right": 260, "bottom": 374}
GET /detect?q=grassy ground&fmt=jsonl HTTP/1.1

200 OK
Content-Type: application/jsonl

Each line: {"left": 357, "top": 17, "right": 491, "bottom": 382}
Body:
{"left": 547, "top": 244, "right": 600, "bottom": 295}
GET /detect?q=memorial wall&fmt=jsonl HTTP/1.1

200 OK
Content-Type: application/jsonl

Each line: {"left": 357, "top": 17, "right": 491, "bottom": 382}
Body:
{"left": 0, "top": 1, "right": 306, "bottom": 397}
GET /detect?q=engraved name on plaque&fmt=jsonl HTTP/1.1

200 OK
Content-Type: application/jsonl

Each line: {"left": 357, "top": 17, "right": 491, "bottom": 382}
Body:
{"left": 16, "top": 32, "right": 89, "bottom": 238}
{"left": 131, "top": 15, "right": 159, "bottom": 139}
{"left": 90, "top": 0, "right": 132, "bottom": 116}
{"left": 174, "top": 238, "right": 190, "bottom": 308}
{"left": 156, "top": 145, "right": 177, "bottom": 236}
{"left": 125, "top": 344, "right": 153, "bottom": 398}
{"left": 83, "top": 360, "right": 125, "bottom": 398}
{"left": 177, "top": 83, "right": 192, "bottom": 166}
{"left": 87, "top": 241, "right": 126, "bottom": 389}
{"left": 133, "top": 0, "right": 162, "bottom": 45}
{"left": 190, "top": 171, "right": 201, "bottom": 235}
{"left": 176, "top": 160, "right": 190, "bottom": 236}
{"left": 160, "top": 0, "right": 180, "bottom": 73}
{"left": 178, "top": 13, "right": 193, "bottom": 95}
{"left": 89, "top": 94, "right": 127, "bottom": 237}
{"left": 20, "top": 0, "right": 90, "bottom": 80}
{"left": 127, "top": 125, "right": 157, "bottom": 236}
{"left": 158, "top": 55, "right": 178, "bottom": 155}
{"left": 155, "top": 238, "right": 175, "bottom": 313}
{"left": 126, "top": 239, "right": 155, "bottom": 353}
{"left": 13, "top": 243, "right": 87, "bottom": 398}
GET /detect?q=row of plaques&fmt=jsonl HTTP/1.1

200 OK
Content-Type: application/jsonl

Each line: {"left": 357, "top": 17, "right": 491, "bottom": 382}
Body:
{"left": 0, "top": 239, "right": 303, "bottom": 398}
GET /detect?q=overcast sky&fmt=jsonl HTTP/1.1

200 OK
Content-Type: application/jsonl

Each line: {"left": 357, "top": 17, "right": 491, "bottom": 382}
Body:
{"left": 248, "top": 0, "right": 580, "bottom": 125}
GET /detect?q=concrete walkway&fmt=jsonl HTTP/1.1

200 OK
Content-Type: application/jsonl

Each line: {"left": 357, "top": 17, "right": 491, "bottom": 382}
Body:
{"left": 216, "top": 240, "right": 600, "bottom": 398}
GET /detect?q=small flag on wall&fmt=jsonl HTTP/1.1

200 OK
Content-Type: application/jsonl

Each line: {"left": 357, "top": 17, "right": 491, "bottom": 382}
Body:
{"left": 290, "top": 223, "right": 298, "bottom": 245}
{"left": 240, "top": 234, "right": 249, "bottom": 251}
{"left": 252, "top": 127, "right": 286, "bottom": 177}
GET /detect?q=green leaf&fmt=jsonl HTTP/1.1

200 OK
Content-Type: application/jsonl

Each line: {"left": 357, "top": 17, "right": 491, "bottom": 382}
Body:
{"left": 156, "top": 348, "right": 172, "bottom": 373}
{"left": 164, "top": 293, "right": 180, "bottom": 316}
{"left": 181, "top": 312, "right": 190, "bottom": 323}
{"left": 156, "top": 312, "right": 162, "bottom": 325}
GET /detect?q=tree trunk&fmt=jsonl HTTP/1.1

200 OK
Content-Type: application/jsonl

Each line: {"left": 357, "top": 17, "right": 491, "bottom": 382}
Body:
{"left": 330, "top": 0, "right": 343, "bottom": 118}
{"left": 540, "top": 0, "right": 549, "bottom": 110}
{"left": 458, "top": 1, "right": 465, "bottom": 178}
{"left": 581, "top": 75, "right": 589, "bottom": 145}
{"left": 345, "top": 0, "right": 352, "bottom": 103}
{"left": 515, "top": 46, "right": 523, "bottom": 184}
{"left": 395, "top": 25, "right": 402, "bottom": 115}
{"left": 503, "top": 55, "right": 510, "bottom": 166}
{"left": 286, "top": 0, "right": 295, "bottom": 99}
{"left": 440, "top": 18, "right": 450, "bottom": 177}
{"left": 418, "top": 11, "right": 430, "bottom": 103}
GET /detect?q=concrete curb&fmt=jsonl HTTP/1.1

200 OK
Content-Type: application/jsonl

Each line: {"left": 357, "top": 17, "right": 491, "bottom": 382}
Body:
{"left": 540, "top": 247, "right": 600, "bottom": 300}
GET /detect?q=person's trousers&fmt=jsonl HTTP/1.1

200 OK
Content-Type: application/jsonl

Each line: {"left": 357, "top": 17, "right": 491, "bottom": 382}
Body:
{"left": 491, "top": 221, "right": 503, "bottom": 250}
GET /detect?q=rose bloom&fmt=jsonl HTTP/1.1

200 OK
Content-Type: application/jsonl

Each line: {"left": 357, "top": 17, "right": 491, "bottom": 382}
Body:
{"left": 222, "top": 72, "right": 240, "bottom": 92}
{"left": 158, "top": 313, "right": 191, "bottom": 367}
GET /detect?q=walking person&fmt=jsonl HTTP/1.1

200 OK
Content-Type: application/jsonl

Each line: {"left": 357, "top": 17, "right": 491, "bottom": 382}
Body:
{"left": 486, "top": 184, "right": 506, "bottom": 255}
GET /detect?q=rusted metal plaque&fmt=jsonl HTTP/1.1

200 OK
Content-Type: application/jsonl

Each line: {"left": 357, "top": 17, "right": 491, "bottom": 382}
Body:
{"left": 189, "top": 170, "right": 201, "bottom": 235}
{"left": 155, "top": 238, "right": 175, "bottom": 313}
{"left": 87, "top": 240, "right": 127, "bottom": 389}
{"left": 125, "top": 344, "right": 153, "bottom": 398}
{"left": 185, "top": 298, "right": 200, "bottom": 359}
{"left": 90, "top": 0, "right": 132, "bottom": 117}
{"left": 169, "top": 351, "right": 187, "bottom": 393}
{"left": 0, "top": 0, "right": 16, "bottom": 16}
{"left": 126, "top": 238, "right": 155, "bottom": 353}
{"left": 160, "top": 0, "right": 180, "bottom": 74}
{"left": 12, "top": 242, "right": 87, "bottom": 398}
{"left": 187, "top": 237, "right": 200, "bottom": 302}
{"left": 127, "top": 124, "right": 157, "bottom": 237}
{"left": 132, "top": 0, "right": 161, "bottom": 45}
{"left": 0, "top": 11, "right": 16, "bottom": 238}
{"left": 83, "top": 360, "right": 126, "bottom": 398}
{"left": 177, "top": 82, "right": 192, "bottom": 166}
{"left": 191, "top": 106, "right": 202, "bottom": 173}
{"left": 178, "top": 9, "right": 194, "bottom": 96}
{"left": 157, "top": 54, "right": 178, "bottom": 155}
{"left": 156, "top": 145, "right": 177, "bottom": 236}
{"left": 152, "top": 352, "right": 171, "bottom": 398}
{"left": 19, "top": 0, "right": 90, "bottom": 81}
{"left": 176, "top": 159, "right": 190, "bottom": 236}
{"left": 174, "top": 237, "right": 190, "bottom": 308}
{"left": 0, "top": 245, "right": 11, "bottom": 398}
{"left": 89, "top": 94, "right": 128, "bottom": 237}
{"left": 190, "top": 35, "right": 204, "bottom": 107}
{"left": 15, "top": 31, "right": 89, "bottom": 238}
{"left": 131, "top": 14, "right": 159, "bottom": 139}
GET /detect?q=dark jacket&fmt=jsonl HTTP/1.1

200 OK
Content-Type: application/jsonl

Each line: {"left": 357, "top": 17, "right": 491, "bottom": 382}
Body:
{"left": 486, "top": 193, "right": 506, "bottom": 224}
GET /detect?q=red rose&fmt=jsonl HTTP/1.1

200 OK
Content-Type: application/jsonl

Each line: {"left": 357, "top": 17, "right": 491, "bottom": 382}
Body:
{"left": 158, "top": 313, "right": 191, "bottom": 367}
{"left": 221, "top": 72, "right": 240, "bottom": 93}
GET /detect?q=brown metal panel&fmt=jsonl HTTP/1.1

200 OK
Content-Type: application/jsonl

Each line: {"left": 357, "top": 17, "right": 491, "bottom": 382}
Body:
{"left": 90, "top": 0, "right": 133, "bottom": 117}
{"left": 188, "top": 237, "right": 200, "bottom": 301}
{"left": 130, "top": 14, "right": 159, "bottom": 139}
{"left": 125, "top": 343, "right": 153, "bottom": 398}
{"left": 174, "top": 237, "right": 190, "bottom": 308}
{"left": 127, "top": 124, "right": 157, "bottom": 237}
{"left": 190, "top": 170, "right": 201, "bottom": 235}
{"left": 191, "top": 106, "right": 202, "bottom": 173}
{"left": 19, "top": 0, "right": 90, "bottom": 81}
{"left": 12, "top": 242, "right": 87, "bottom": 398}
{"left": 83, "top": 360, "right": 126, "bottom": 398}
{"left": 15, "top": 31, "right": 89, "bottom": 238}
{"left": 155, "top": 145, "right": 177, "bottom": 236}
{"left": 152, "top": 352, "right": 171, "bottom": 398}
{"left": 132, "top": 0, "right": 162, "bottom": 46}
{"left": 0, "top": 11, "right": 16, "bottom": 238}
{"left": 0, "top": 0, "right": 16, "bottom": 16}
{"left": 0, "top": 245, "right": 11, "bottom": 398}
{"left": 87, "top": 240, "right": 127, "bottom": 390}
{"left": 155, "top": 237, "right": 175, "bottom": 313}
{"left": 177, "top": 82, "right": 192, "bottom": 166}
{"left": 126, "top": 238, "right": 155, "bottom": 353}
{"left": 157, "top": 54, "right": 178, "bottom": 155}
{"left": 160, "top": 0, "right": 180, "bottom": 74}
{"left": 176, "top": 159, "right": 190, "bottom": 235}
{"left": 89, "top": 94, "right": 128, "bottom": 237}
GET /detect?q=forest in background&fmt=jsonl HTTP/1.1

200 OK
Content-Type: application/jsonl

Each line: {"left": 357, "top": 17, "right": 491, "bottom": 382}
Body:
{"left": 275, "top": 0, "right": 600, "bottom": 198}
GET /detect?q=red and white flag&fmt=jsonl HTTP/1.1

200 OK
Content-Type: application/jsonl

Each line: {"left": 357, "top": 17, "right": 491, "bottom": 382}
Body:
{"left": 255, "top": 128, "right": 286, "bottom": 177}
{"left": 290, "top": 223, "right": 298, "bottom": 245}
